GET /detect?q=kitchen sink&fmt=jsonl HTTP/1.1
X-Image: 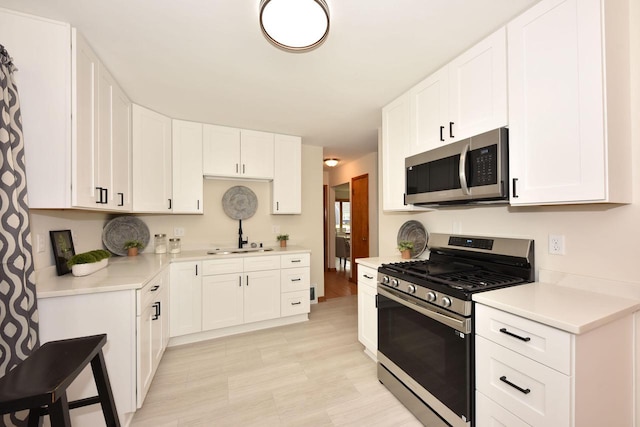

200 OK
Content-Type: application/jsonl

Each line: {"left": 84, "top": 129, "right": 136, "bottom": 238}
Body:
{"left": 207, "top": 248, "right": 274, "bottom": 255}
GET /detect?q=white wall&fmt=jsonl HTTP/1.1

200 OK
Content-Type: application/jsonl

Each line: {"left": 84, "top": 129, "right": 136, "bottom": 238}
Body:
{"left": 30, "top": 144, "right": 326, "bottom": 295}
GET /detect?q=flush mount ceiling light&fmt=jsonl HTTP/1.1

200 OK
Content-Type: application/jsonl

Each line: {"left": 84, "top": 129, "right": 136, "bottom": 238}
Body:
{"left": 259, "top": 0, "right": 330, "bottom": 52}
{"left": 324, "top": 158, "right": 339, "bottom": 167}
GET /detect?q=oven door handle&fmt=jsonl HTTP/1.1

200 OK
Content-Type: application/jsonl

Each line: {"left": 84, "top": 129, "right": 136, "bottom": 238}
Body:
{"left": 378, "top": 287, "right": 471, "bottom": 333}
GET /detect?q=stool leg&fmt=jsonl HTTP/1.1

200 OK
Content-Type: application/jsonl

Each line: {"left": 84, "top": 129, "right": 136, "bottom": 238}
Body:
{"left": 27, "top": 408, "right": 43, "bottom": 427}
{"left": 48, "top": 394, "right": 71, "bottom": 427}
{"left": 90, "top": 350, "right": 120, "bottom": 427}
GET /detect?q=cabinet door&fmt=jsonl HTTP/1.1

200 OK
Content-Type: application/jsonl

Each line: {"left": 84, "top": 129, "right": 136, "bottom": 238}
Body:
{"left": 240, "top": 130, "right": 274, "bottom": 179}
{"left": 0, "top": 11, "right": 72, "bottom": 209}
{"left": 409, "top": 66, "right": 449, "bottom": 156}
{"left": 357, "top": 281, "right": 377, "bottom": 355}
{"left": 202, "top": 274, "right": 244, "bottom": 330}
{"left": 72, "top": 30, "right": 100, "bottom": 208}
{"left": 508, "top": 0, "right": 606, "bottom": 204}
{"left": 169, "top": 262, "right": 202, "bottom": 337}
{"left": 172, "top": 120, "right": 203, "bottom": 213}
{"left": 272, "top": 134, "right": 302, "bottom": 214}
{"left": 448, "top": 27, "right": 507, "bottom": 142}
{"left": 244, "top": 270, "right": 280, "bottom": 323}
{"left": 475, "top": 391, "right": 531, "bottom": 427}
{"left": 132, "top": 104, "right": 173, "bottom": 212}
{"left": 381, "top": 93, "right": 427, "bottom": 212}
{"left": 202, "top": 124, "right": 241, "bottom": 177}
{"left": 110, "top": 80, "right": 132, "bottom": 211}
{"left": 136, "top": 303, "right": 153, "bottom": 408}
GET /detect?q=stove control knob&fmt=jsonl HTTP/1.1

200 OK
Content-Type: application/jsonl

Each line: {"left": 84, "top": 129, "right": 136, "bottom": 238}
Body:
{"left": 426, "top": 292, "right": 437, "bottom": 302}
{"left": 441, "top": 297, "right": 452, "bottom": 308}
{"left": 382, "top": 276, "right": 390, "bottom": 284}
{"left": 391, "top": 278, "right": 399, "bottom": 288}
{"left": 407, "top": 284, "right": 416, "bottom": 294}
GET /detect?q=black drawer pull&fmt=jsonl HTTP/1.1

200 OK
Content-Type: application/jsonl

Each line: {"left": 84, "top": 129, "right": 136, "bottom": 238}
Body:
{"left": 150, "top": 285, "right": 160, "bottom": 292}
{"left": 500, "top": 376, "right": 531, "bottom": 394}
{"left": 439, "top": 126, "right": 445, "bottom": 141}
{"left": 363, "top": 274, "right": 374, "bottom": 279}
{"left": 291, "top": 278, "right": 301, "bottom": 282}
{"left": 291, "top": 259, "right": 302, "bottom": 263}
{"left": 499, "top": 328, "right": 531, "bottom": 342}
{"left": 291, "top": 301, "right": 302, "bottom": 306}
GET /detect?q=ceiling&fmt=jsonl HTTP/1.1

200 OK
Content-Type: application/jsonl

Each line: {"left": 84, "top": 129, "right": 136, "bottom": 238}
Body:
{"left": 0, "top": 0, "right": 538, "bottom": 166}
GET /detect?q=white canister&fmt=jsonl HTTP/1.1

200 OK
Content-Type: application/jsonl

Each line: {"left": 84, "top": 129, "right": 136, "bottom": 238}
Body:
{"left": 154, "top": 234, "right": 167, "bottom": 254}
{"left": 169, "top": 238, "right": 181, "bottom": 254}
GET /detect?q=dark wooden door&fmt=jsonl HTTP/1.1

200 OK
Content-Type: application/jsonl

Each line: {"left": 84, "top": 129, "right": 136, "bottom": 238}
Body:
{"left": 350, "top": 174, "right": 369, "bottom": 282}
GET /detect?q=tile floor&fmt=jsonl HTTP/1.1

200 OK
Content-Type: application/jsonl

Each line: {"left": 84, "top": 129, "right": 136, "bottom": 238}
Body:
{"left": 131, "top": 295, "right": 421, "bottom": 427}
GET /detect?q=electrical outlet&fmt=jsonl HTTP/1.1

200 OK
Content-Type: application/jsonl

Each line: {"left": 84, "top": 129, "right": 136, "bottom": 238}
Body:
{"left": 36, "top": 234, "right": 45, "bottom": 253}
{"left": 272, "top": 225, "right": 280, "bottom": 234}
{"left": 174, "top": 227, "right": 185, "bottom": 237}
{"left": 548, "top": 234, "right": 565, "bottom": 255}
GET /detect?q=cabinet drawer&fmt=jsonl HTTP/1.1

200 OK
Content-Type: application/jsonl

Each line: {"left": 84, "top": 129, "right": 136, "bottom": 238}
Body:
{"left": 475, "top": 391, "right": 530, "bottom": 427}
{"left": 357, "top": 265, "right": 377, "bottom": 288}
{"left": 476, "top": 335, "right": 570, "bottom": 427}
{"left": 475, "top": 304, "right": 571, "bottom": 374}
{"left": 137, "top": 274, "right": 163, "bottom": 315}
{"left": 281, "top": 290, "right": 310, "bottom": 317}
{"left": 244, "top": 255, "right": 281, "bottom": 272}
{"left": 281, "top": 253, "right": 310, "bottom": 268}
{"left": 281, "top": 267, "right": 310, "bottom": 293}
{"left": 202, "top": 258, "right": 243, "bottom": 275}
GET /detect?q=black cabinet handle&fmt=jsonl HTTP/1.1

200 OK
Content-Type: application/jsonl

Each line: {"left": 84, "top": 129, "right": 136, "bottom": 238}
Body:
{"left": 499, "top": 327, "right": 531, "bottom": 342}
{"left": 291, "top": 278, "right": 301, "bottom": 282}
{"left": 291, "top": 301, "right": 302, "bottom": 306}
{"left": 246, "top": 275, "right": 249, "bottom": 286}
{"left": 118, "top": 192, "right": 124, "bottom": 206}
{"left": 95, "top": 187, "right": 103, "bottom": 204}
{"left": 276, "top": 201, "right": 279, "bottom": 211}
{"left": 236, "top": 163, "right": 239, "bottom": 173}
{"left": 238, "top": 276, "right": 242, "bottom": 287}
{"left": 439, "top": 126, "right": 445, "bottom": 142}
{"left": 168, "top": 198, "right": 172, "bottom": 210}
{"left": 152, "top": 302, "right": 160, "bottom": 320}
{"left": 291, "top": 259, "right": 301, "bottom": 263}
{"left": 364, "top": 274, "right": 374, "bottom": 279}
{"left": 150, "top": 285, "right": 159, "bottom": 292}
{"left": 197, "top": 200, "right": 200, "bottom": 210}
{"left": 449, "top": 121, "right": 455, "bottom": 138}
{"left": 242, "top": 164, "right": 246, "bottom": 174}
{"left": 499, "top": 376, "right": 531, "bottom": 394}
{"left": 512, "top": 178, "right": 519, "bottom": 198}
{"left": 195, "top": 265, "right": 198, "bottom": 276}
{"left": 102, "top": 188, "right": 108, "bottom": 204}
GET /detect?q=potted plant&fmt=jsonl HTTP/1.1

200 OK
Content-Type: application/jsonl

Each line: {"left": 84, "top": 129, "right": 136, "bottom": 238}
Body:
{"left": 67, "top": 250, "right": 111, "bottom": 277}
{"left": 277, "top": 234, "right": 289, "bottom": 248}
{"left": 397, "top": 241, "right": 414, "bottom": 259}
{"left": 124, "top": 240, "right": 144, "bottom": 256}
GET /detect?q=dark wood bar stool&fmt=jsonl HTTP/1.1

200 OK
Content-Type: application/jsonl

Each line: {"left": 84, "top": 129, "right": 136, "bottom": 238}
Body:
{"left": 0, "top": 334, "right": 120, "bottom": 426}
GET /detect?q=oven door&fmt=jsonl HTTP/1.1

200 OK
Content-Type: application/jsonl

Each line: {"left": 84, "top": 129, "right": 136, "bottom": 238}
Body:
{"left": 377, "top": 286, "right": 472, "bottom": 427}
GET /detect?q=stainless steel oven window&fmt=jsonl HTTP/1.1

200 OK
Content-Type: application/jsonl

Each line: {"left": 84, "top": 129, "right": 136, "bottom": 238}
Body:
{"left": 377, "top": 288, "right": 472, "bottom": 423}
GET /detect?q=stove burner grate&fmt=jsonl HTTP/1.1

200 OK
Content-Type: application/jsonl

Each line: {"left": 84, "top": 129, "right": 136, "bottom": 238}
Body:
{"left": 429, "top": 270, "right": 524, "bottom": 290}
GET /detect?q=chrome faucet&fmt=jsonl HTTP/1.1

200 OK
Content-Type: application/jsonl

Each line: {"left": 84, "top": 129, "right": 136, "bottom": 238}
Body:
{"left": 238, "top": 219, "right": 248, "bottom": 249}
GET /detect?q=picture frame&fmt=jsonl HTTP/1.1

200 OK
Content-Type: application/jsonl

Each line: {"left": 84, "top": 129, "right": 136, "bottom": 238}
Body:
{"left": 50, "top": 230, "right": 76, "bottom": 276}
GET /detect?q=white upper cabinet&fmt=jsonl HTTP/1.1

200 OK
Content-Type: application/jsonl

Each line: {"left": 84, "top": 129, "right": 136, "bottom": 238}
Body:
{"left": 132, "top": 104, "right": 173, "bottom": 213}
{"left": 408, "top": 27, "right": 507, "bottom": 156}
{"left": 202, "top": 125, "right": 274, "bottom": 180}
{"left": 172, "top": 120, "right": 203, "bottom": 214}
{"left": 0, "top": 10, "right": 72, "bottom": 209}
{"left": 508, "top": 0, "right": 631, "bottom": 205}
{"left": 73, "top": 31, "right": 132, "bottom": 211}
{"left": 272, "top": 134, "right": 302, "bottom": 214}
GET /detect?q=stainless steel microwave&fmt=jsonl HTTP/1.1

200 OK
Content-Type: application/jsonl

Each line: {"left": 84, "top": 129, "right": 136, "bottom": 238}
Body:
{"left": 405, "top": 127, "right": 509, "bottom": 206}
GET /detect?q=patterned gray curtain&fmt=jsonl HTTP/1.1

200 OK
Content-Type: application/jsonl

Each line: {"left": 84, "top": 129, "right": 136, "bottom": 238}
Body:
{"left": 0, "top": 45, "right": 39, "bottom": 427}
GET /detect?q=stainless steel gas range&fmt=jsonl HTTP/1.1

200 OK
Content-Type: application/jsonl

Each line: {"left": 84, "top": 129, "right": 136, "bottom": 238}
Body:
{"left": 377, "top": 233, "right": 534, "bottom": 427}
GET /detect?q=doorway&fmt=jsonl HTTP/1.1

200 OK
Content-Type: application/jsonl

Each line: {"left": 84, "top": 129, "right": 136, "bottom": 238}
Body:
{"left": 350, "top": 174, "right": 369, "bottom": 283}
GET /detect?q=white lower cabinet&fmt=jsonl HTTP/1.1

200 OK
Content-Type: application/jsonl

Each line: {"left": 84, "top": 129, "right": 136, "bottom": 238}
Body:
{"left": 474, "top": 303, "right": 634, "bottom": 427}
{"left": 169, "top": 261, "right": 202, "bottom": 337}
{"left": 136, "top": 269, "right": 169, "bottom": 407}
{"left": 356, "top": 264, "right": 378, "bottom": 359}
{"left": 280, "top": 253, "right": 311, "bottom": 316}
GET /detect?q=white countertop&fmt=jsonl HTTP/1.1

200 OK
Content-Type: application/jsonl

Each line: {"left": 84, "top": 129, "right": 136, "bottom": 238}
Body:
{"left": 473, "top": 281, "right": 640, "bottom": 334}
{"left": 36, "top": 245, "right": 311, "bottom": 299}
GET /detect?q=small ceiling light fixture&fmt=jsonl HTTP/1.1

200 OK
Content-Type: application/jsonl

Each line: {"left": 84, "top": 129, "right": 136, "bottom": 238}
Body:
{"left": 324, "top": 158, "right": 339, "bottom": 167}
{"left": 259, "top": 0, "right": 330, "bottom": 52}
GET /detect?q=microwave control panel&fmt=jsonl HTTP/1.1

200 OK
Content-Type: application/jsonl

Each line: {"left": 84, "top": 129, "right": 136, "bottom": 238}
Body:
{"left": 468, "top": 145, "right": 497, "bottom": 187}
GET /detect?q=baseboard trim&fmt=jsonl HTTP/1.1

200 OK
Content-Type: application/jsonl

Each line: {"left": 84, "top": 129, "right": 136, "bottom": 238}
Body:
{"left": 318, "top": 296, "right": 327, "bottom": 303}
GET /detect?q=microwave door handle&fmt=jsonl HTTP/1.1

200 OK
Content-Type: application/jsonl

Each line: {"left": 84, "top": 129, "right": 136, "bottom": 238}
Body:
{"left": 459, "top": 143, "right": 471, "bottom": 195}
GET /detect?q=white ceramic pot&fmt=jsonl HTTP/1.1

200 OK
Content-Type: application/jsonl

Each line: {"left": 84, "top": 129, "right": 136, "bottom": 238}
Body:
{"left": 71, "top": 258, "right": 109, "bottom": 277}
